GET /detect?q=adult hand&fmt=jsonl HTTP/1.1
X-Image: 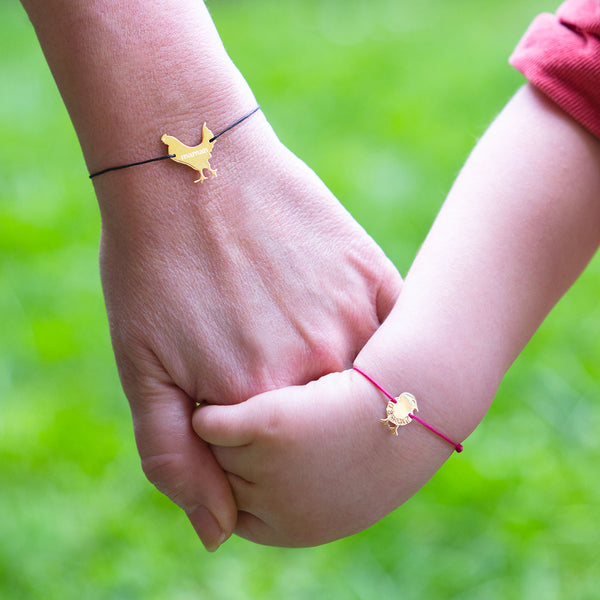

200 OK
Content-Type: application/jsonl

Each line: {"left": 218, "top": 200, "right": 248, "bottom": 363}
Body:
{"left": 20, "top": 0, "right": 401, "bottom": 551}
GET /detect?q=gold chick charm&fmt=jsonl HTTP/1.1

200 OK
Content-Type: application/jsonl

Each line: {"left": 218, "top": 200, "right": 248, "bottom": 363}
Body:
{"left": 381, "top": 393, "right": 418, "bottom": 435}
{"left": 161, "top": 123, "right": 217, "bottom": 183}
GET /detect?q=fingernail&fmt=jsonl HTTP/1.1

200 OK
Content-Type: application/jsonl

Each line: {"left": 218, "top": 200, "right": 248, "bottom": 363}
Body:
{"left": 188, "top": 506, "right": 227, "bottom": 552}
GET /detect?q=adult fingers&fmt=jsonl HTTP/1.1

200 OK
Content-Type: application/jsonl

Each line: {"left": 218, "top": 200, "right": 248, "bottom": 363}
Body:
{"left": 129, "top": 381, "right": 237, "bottom": 552}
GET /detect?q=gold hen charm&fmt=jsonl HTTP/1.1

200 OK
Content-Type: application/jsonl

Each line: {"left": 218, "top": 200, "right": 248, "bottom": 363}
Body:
{"left": 88, "top": 107, "right": 261, "bottom": 181}
{"left": 161, "top": 123, "right": 217, "bottom": 183}
{"left": 381, "top": 393, "right": 418, "bottom": 435}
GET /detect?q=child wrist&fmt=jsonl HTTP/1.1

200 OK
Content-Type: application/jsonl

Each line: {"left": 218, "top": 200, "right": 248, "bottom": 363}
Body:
{"left": 352, "top": 365, "right": 464, "bottom": 452}
{"left": 354, "top": 334, "right": 499, "bottom": 448}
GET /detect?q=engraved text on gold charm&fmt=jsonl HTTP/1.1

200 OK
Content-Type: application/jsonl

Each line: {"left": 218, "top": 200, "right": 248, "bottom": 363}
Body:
{"left": 161, "top": 123, "right": 217, "bottom": 183}
{"left": 381, "top": 393, "right": 418, "bottom": 435}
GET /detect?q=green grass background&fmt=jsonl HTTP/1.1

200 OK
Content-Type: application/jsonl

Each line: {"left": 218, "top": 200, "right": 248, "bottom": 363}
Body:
{"left": 2, "top": 1, "right": 600, "bottom": 598}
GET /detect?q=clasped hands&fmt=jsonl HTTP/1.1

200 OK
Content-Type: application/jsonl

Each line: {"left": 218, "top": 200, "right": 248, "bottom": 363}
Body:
{"left": 97, "top": 122, "right": 452, "bottom": 551}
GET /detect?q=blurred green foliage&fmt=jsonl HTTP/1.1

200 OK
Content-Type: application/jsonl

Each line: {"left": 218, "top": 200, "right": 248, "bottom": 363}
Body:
{"left": 1, "top": 1, "right": 599, "bottom": 598}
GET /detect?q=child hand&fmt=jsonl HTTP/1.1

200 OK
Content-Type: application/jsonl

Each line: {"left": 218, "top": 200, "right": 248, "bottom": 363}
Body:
{"left": 192, "top": 369, "right": 459, "bottom": 547}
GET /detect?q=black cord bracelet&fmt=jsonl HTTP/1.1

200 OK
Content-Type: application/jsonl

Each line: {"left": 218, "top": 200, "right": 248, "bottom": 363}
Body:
{"left": 89, "top": 106, "right": 261, "bottom": 182}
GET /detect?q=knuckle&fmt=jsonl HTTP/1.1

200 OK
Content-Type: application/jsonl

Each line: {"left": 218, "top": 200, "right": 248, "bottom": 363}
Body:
{"left": 304, "top": 333, "right": 353, "bottom": 377}
{"left": 140, "top": 453, "right": 194, "bottom": 511}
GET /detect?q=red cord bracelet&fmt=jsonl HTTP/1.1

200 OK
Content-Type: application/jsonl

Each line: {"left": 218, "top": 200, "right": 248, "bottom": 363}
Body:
{"left": 353, "top": 366, "right": 463, "bottom": 453}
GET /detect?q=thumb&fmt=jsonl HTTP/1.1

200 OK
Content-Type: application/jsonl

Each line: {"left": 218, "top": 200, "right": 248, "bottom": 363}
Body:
{"left": 129, "top": 381, "right": 237, "bottom": 552}
{"left": 192, "top": 395, "right": 266, "bottom": 447}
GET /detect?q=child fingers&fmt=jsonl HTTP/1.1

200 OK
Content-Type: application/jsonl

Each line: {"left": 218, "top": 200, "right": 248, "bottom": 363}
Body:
{"left": 192, "top": 401, "right": 259, "bottom": 447}
{"left": 234, "top": 511, "right": 275, "bottom": 544}
{"left": 226, "top": 476, "right": 271, "bottom": 524}
{"left": 210, "top": 446, "right": 260, "bottom": 483}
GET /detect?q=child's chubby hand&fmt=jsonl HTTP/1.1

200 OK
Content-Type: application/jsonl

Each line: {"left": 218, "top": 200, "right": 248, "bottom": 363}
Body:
{"left": 192, "top": 368, "right": 459, "bottom": 547}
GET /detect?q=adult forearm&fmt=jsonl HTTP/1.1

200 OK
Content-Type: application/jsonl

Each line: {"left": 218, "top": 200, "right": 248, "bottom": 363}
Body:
{"left": 20, "top": 0, "right": 255, "bottom": 171}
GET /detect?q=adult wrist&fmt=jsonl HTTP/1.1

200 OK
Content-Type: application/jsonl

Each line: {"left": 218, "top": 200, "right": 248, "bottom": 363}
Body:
{"left": 86, "top": 77, "right": 259, "bottom": 184}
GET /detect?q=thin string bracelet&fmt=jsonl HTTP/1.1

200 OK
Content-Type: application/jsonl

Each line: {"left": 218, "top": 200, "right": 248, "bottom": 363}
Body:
{"left": 89, "top": 106, "right": 261, "bottom": 182}
{"left": 353, "top": 366, "right": 463, "bottom": 453}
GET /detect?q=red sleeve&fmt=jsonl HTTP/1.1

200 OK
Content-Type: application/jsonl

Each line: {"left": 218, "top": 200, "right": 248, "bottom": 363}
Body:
{"left": 509, "top": 0, "right": 600, "bottom": 138}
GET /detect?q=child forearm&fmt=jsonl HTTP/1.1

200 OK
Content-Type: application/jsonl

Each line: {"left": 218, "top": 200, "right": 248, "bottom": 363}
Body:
{"left": 358, "top": 84, "right": 600, "bottom": 443}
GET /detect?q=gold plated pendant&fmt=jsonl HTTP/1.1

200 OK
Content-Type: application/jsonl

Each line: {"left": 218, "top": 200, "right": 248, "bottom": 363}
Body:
{"left": 381, "top": 393, "right": 418, "bottom": 435}
{"left": 161, "top": 123, "right": 217, "bottom": 183}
